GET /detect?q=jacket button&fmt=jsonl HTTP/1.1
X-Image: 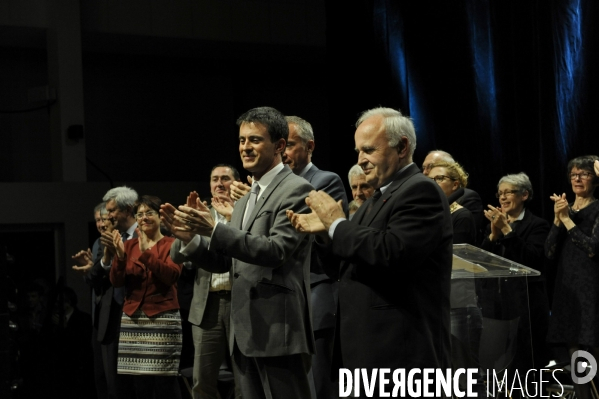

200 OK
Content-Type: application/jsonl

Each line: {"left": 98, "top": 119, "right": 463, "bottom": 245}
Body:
{"left": 234, "top": 273, "right": 240, "bottom": 278}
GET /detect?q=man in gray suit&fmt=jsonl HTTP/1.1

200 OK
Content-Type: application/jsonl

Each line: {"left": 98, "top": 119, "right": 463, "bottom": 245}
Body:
{"left": 161, "top": 107, "right": 315, "bottom": 399}
{"left": 283, "top": 115, "right": 347, "bottom": 399}
{"left": 171, "top": 164, "right": 242, "bottom": 399}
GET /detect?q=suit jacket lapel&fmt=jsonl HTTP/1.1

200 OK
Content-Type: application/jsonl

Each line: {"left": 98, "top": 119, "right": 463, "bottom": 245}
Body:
{"left": 244, "top": 166, "right": 292, "bottom": 231}
{"left": 512, "top": 208, "right": 531, "bottom": 235}
{"left": 359, "top": 164, "right": 421, "bottom": 226}
{"left": 340, "top": 164, "right": 421, "bottom": 276}
{"left": 303, "top": 164, "right": 318, "bottom": 183}
{"left": 232, "top": 195, "right": 248, "bottom": 230}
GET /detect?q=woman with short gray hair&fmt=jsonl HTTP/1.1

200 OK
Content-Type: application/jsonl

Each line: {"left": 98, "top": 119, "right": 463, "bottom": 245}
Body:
{"left": 481, "top": 172, "right": 550, "bottom": 372}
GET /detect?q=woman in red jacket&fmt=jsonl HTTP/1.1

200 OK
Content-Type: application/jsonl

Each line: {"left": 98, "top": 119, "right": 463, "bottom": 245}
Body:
{"left": 110, "top": 195, "right": 182, "bottom": 398}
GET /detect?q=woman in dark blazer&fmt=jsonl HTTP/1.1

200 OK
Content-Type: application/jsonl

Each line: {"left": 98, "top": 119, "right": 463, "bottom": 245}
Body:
{"left": 110, "top": 195, "right": 182, "bottom": 398}
{"left": 481, "top": 172, "right": 550, "bottom": 374}
{"left": 429, "top": 161, "right": 481, "bottom": 386}
{"left": 428, "top": 161, "right": 477, "bottom": 245}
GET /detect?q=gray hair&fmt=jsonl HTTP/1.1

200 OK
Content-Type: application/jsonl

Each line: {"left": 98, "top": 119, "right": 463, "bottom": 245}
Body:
{"left": 348, "top": 164, "right": 365, "bottom": 185}
{"left": 285, "top": 116, "right": 314, "bottom": 143}
{"left": 498, "top": 172, "right": 534, "bottom": 204}
{"left": 356, "top": 107, "right": 417, "bottom": 157}
{"left": 93, "top": 202, "right": 105, "bottom": 215}
{"left": 102, "top": 186, "right": 138, "bottom": 210}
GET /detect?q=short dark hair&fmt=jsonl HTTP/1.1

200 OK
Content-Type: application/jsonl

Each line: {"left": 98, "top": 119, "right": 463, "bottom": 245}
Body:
{"left": 236, "top": 107, "right": 289, "bottom": 143}
{"left": 134, "top": 195, "right": 162, "bottom": 214}
{"left": 210, "top": 164, "right": 241, "bottom": 181}
{"left": 567, "top": 155, "right": 599, "bottom": 185}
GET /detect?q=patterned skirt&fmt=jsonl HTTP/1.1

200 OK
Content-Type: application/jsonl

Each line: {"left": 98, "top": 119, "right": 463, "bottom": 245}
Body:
{"left": 117, "top": 309, "right": 182, "bottom": 376}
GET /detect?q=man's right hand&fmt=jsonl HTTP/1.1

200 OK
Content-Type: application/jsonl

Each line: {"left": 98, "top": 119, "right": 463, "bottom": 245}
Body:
{"left": 72, "top": 249, "right": 93, "bottom": 274}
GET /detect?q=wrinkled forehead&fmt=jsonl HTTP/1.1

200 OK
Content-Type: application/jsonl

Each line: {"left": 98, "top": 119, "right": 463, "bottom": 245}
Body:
{"left": 351, "top": 174, "right": 367, "bottom": 186}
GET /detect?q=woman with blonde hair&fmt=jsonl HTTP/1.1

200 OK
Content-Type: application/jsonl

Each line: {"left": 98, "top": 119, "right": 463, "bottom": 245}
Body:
{"left": 428, "top": 161, "right": 476, "bottom": 245}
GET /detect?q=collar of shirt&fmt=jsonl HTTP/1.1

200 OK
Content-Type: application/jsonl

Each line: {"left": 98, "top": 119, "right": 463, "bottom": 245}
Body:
{"left": 124, "top": 222, "right": 138, "bottom": 239}
{"left": 512, "top": 208, "right": 525, "bottom": 222}
{"left": 298, "top": 162, "right": 313, "bottom": 178}
{"left": 253, "top": 162, "right": 284, "bottom": 193}
{"left": 215, "top": 209, "right": 228, "bottom": 224}
{"left": 380, "top": 162, "right": 414, "bottom": 194}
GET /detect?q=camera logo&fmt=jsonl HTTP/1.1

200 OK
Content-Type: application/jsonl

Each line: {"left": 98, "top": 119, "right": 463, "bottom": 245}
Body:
{"left": 571, "top": 350, "right": 597, "bottom": 384}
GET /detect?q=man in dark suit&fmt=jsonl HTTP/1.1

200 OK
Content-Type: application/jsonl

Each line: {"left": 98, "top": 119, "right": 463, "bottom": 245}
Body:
{"left": 161, "top": 107, "right": 315, "bottom": 399}
{"left": 283, "top": 115, "right": 347, "bottom": 399}
{"left": 288, "top": 107, "right": 453, "bottom": 397}
{"left": 89, "top": 186, "right": 138, "bottom": 399}
{"left": 171, "top": 164, "right": 242, "bottom": 399}
{"left": 73, "top": 204, "right": 112, "bottom": 399}
{"left": 422, "top": 150, "right": 483, "bottom": 235}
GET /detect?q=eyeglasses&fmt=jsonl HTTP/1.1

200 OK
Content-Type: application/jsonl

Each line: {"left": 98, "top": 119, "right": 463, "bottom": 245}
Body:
{"left": 135, "top": 210, "right": 157, "bottom": 220}
{"left": 495, "top": 190, "right": 520, "bottom": 198}
{"left": 570, "top": 172, "right": 593, "bottom": 180}
{"left": 430, "top": 175, "right": 455, "bottom": 183}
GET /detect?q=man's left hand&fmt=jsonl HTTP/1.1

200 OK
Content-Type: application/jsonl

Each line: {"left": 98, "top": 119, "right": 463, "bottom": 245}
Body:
{"left": 306, "top": 190, "right": 346, "bottom": 230}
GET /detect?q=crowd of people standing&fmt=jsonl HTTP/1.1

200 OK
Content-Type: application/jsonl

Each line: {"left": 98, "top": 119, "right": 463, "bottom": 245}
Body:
{"left": 56, "top": 105, "right": 599, "bottom": 399}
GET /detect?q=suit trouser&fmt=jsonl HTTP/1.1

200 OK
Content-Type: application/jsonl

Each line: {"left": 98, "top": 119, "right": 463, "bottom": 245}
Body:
{"left": 192, "top": 291, "right": 241, "bottom": 399}
{"left": 308, "top": 327, "right": 336, "bottom": 399}
{"left": 91, "top": 328, "right": 109, "bottom": 399}
{"left": 232, "top": 343, "right": 311, "bottom": 399}
{"left": 92, "top": 309, "right": 136, "bottom": 399}
{"left": 92, "top": 326, "right": 120, "bottom": 399}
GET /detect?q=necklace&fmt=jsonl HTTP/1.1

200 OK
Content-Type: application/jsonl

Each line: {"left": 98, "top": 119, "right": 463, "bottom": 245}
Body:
{"left": 572, "top": 197, "right": 596, "bottom": 211}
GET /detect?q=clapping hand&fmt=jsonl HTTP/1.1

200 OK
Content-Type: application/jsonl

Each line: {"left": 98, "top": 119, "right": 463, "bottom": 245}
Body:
{"left": 212, "top": 196, "right": 234, "bottom": 221}
{"left": 286, "top": 209, "right": 327, "bottom": 236}
{"left": 483, "top": 205, "right": 509, "bottom": 241}
{"left": 112, "top": 230, "right": 125, "bottom": 260}
{"left": 136, "top": 227, "right": 151, "bottom": 252}
{"left": 230, "top": 176, "right": 252, "bottom": 201}
{"left": 173, "top": 199, "right": 215, "bottom": 237}
{"left": 306, "top": 191, "right": 345, "bottom": 230}
{"left": 161, "top": 192, "right": 203, "bottom": 243}
{"left": 550, "top": 193, "right": 569, "bottom": 225}
{"left": 71, "top": 248, "right": 93, "bottom": 274}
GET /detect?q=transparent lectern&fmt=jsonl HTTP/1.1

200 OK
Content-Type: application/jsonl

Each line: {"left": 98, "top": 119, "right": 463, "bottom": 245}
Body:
{"left": 451, "top": 244, "right": 541, "bottom": 396}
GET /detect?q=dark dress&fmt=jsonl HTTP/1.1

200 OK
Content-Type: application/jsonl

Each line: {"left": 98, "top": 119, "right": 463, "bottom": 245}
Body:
{"left": 481, "top": 209, "right": 551, "bottom": 369}
{"left": 449, "top": 203, "right": 481, "bottom": 381}
{"left": 546, "top": 201, "right": 599, "bottom": 346}
{"left": 452, "top": 206, "right": 476, "bottom": 245}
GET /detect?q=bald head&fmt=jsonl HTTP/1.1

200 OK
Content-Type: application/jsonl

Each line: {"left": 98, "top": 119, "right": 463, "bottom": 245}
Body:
{"left": 422, "top": 150, "right": 454, "bottom": 176}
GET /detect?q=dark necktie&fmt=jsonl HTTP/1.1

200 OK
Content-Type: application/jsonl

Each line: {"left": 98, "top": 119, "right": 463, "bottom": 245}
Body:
{"left": 364, "top": 189, "right": 382, "bottom": 217}
{"left": 121, "top": 232, "right": 129, "bottom": 242}
{"left": 243, "top": 183, "right": 261, "bottom": 229}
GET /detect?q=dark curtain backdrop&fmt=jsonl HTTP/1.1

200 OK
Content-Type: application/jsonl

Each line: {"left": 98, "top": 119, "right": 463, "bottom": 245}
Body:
{"left": 326, "top": 0, "right": 599, "bottom": 222}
